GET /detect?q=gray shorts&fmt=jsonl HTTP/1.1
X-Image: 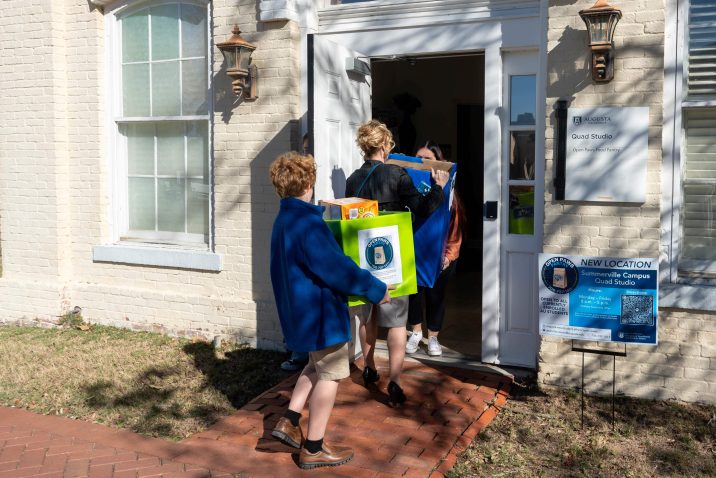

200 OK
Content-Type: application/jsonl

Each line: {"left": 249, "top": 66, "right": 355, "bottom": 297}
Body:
{"left": 374, "top": 295, "right": 409, "bottom": 328}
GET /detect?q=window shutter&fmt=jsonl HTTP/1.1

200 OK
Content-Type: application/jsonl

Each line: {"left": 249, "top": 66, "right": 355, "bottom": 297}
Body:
{"left": 682, "top": 110, "right": 716, "bottom": 262}
{"left": 687, "top": 0, "right": 716, "bottom": 98}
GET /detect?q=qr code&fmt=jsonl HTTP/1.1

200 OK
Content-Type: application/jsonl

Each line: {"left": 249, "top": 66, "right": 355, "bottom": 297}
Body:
{"left": 620, "top": 295, "right": 654, "bottom": 325}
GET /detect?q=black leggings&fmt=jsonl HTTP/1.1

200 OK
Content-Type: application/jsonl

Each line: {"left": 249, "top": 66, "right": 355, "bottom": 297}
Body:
{"left": 408, "top": 260, "right": 457, "bottom": 332}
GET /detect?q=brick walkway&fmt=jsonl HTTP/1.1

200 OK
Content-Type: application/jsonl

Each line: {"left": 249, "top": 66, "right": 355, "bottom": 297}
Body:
{"left": 0, "top": 358, "right": 511, "bottom": 478}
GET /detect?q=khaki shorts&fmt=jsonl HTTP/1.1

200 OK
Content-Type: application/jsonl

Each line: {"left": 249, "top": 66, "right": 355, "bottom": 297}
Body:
{"left": 303, "top": 342, "right": 350, "bottom": 381}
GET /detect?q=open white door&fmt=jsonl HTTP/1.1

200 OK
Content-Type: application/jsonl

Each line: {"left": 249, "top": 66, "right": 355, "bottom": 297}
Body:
{"left": 308, "top": 35, "right": 372, "bottom": 202}
{"left": 308, "top": 35, "right": 372, "bottom": 358}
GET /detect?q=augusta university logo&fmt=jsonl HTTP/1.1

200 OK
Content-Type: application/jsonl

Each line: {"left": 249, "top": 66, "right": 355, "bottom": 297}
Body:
{"left": 573, "top": 116, "right": 582, "bottom": 125}
{"left": 365, "top": 237, "right": 394, "bottom": 270}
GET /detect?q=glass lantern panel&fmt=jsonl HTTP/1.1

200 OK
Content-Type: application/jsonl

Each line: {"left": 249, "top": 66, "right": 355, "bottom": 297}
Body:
{"left": 151, "top": 4, "right": 180, "bottom": 61}
{"left": 590, "top": 16, "right": 608, "bottom": 43}
{"left": 608, "top": 16, "right": 618, "bottom": 39}
{"left": 221, "top": 49, "right": 237, "bottom": 69}
{"left": 238, "top": 48, "right": 253, "bottom": 71}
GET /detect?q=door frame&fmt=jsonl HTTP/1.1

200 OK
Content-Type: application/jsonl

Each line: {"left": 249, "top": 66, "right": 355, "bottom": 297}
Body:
{"left": 498, "top": 50, "right": 545, "bottom": 368}
{"left": 305, "top": 9, "right": 544, "bottom": 367}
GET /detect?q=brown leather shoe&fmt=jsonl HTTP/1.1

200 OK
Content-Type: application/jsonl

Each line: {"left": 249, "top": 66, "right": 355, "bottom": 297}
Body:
{"left": 299, "top": 442, "right": 354, "bottom": 469}
{"left": 271, "top": 417, "right": 303, "bottom": 448}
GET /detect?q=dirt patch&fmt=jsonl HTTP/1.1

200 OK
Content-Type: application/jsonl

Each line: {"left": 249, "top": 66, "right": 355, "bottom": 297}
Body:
{"left": 449, "top": 376, "right": 716, "bottom": 477}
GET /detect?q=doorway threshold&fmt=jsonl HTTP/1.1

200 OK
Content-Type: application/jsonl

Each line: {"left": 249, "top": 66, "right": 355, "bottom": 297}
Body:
{"left": 371, "top": 339, "right": 514, "bottom": 380}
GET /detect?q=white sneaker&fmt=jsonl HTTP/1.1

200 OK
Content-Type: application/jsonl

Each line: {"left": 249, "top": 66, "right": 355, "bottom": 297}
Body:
{"left": 406, "top": 331, "right": 422, "bottom": 354}
{"left": 427, "top": 336, "right": 442, "bottom": 356}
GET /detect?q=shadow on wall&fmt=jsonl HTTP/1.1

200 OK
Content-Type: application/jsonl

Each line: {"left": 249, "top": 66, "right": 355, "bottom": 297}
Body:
{"left": 248, "top": 122, "right": 298, "bottom": 351}
{"left": 542, "top": 13, "right": 707, "bottom": 402}
{"left": 210, "top": 15, "right": 300, "bottom": 350}
{"left": 545, "top": 27, "right": 666, "bottom": 202}
{"left": 547, "top": 26, "right": 592, "bottom": 99}
{"left": 211, "top": 119, "right": 298, "bottom": 351}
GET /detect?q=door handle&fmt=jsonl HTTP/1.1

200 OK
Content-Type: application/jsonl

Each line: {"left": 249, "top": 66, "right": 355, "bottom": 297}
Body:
{"left": 484, "top": 201, "right": 498, "bottom": 220}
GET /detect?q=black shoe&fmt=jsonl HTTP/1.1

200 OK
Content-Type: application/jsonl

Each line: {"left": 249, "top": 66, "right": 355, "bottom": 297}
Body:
{"left": 387, "top": 381, "right": 406, "bottom": 407}
{"left": 362, "top": 366, "right": 380, "bottom": 387}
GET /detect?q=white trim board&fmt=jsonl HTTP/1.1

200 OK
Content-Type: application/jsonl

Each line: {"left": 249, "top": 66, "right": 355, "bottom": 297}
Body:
{"left": 317, "top": 0, "right": 539, "bottom": 32}
{"left": 316, "top": 17, "right": 539, "bottom": 58}
{"left": 93, "top": 244, "right": 221, "bottom": 271}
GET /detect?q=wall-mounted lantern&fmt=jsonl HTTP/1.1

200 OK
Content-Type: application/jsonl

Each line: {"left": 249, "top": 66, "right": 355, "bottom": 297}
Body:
{"left": 579, "top": 0, "right": 622, "bottom": 83}
{"left": 217, "top": 25, "right": 258, "bottom": 100}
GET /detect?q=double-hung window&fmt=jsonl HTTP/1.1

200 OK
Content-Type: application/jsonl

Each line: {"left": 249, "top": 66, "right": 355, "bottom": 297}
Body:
{"left": 114, "top": 1, "right": 210, "bottom": 248}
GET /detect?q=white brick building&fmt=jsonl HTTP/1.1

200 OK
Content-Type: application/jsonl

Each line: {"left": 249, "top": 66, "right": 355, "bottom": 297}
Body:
{"left": 1, "top": 0, "right": 715, "bottom": 404}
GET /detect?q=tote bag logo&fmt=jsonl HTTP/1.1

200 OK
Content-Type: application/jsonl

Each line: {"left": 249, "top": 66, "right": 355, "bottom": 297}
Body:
{"left": 541, "top": 256, "right": 579, "bottom": 294}
{"left": 365, "top": 237, "right": 394, "bottom": 270}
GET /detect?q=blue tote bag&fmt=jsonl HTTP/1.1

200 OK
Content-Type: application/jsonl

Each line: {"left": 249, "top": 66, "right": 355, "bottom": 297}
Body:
{"left": 388, "top": 153, "right": 456, "bottom": 288}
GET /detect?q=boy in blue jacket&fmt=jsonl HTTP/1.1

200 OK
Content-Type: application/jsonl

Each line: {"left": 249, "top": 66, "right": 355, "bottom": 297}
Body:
{"left": 268, "top": 152, "right": 391, "bottom": 470}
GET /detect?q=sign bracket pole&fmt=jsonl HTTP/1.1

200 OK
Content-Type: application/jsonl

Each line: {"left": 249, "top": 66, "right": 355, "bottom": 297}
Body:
{"left": 571, "top": 340, "right": 627, "bottom": 430}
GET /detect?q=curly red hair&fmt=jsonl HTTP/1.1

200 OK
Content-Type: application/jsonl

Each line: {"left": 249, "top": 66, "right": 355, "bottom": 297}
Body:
{"left": 269, "top": 152, "right": 317, "bottom": 198}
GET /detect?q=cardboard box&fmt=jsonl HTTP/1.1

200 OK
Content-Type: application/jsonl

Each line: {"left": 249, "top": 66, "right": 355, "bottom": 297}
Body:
{"left": 325, "top": 211, "right": 417, "bottom": 306}
{"left": 320, "top": 197, "right": 379, "bottom": 220}
{"left": 386, "top": 156, "right": 454, "bottom": 173}
{"left": 387, "top": 154, "right": 457, "bottom": 288}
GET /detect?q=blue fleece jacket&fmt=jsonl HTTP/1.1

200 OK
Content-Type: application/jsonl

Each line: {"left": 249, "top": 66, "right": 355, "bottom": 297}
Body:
{"left": 270, "top": 197, "right": 387, "bottom": 352}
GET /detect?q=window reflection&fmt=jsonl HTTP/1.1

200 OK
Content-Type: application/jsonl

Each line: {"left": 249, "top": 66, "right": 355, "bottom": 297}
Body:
{"left": 510, "top": 131, "right": 535, "bottom": 180}
{"left": 509, "top": 185, "right": 534, "bottom": 235}
{"left": 510, "top": 75, "right": 536, "bottom": 125}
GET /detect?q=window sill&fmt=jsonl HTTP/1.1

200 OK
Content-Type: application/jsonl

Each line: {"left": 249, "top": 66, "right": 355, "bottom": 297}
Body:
{"left": 92, "top": 244, "right": 222, "bottom": 272}
{"left": 659, "top": 283, "right": 716, "bottom": 312}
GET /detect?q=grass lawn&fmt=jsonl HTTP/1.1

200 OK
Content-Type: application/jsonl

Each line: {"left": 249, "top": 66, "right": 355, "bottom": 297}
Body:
{"left": 0, "top": 325, "right": 288, "bottom": 441}
{"left": 450, "top": 377, "right": 716, "bottom": 477}
{"left": 4, "top": 324, "right": 716, "bottom": 476}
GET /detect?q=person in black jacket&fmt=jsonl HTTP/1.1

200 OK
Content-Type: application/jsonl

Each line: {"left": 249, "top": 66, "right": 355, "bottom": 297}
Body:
{"left": 345, "top": 120, "right": 449, "bottom": 407}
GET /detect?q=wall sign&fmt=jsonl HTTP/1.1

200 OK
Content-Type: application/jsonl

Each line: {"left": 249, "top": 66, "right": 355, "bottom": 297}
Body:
{"left": 538, "top": 254, "right": 658, "bottom": 345}
{"left": 565, "top": 107, "right": 649, "bottom": 203}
